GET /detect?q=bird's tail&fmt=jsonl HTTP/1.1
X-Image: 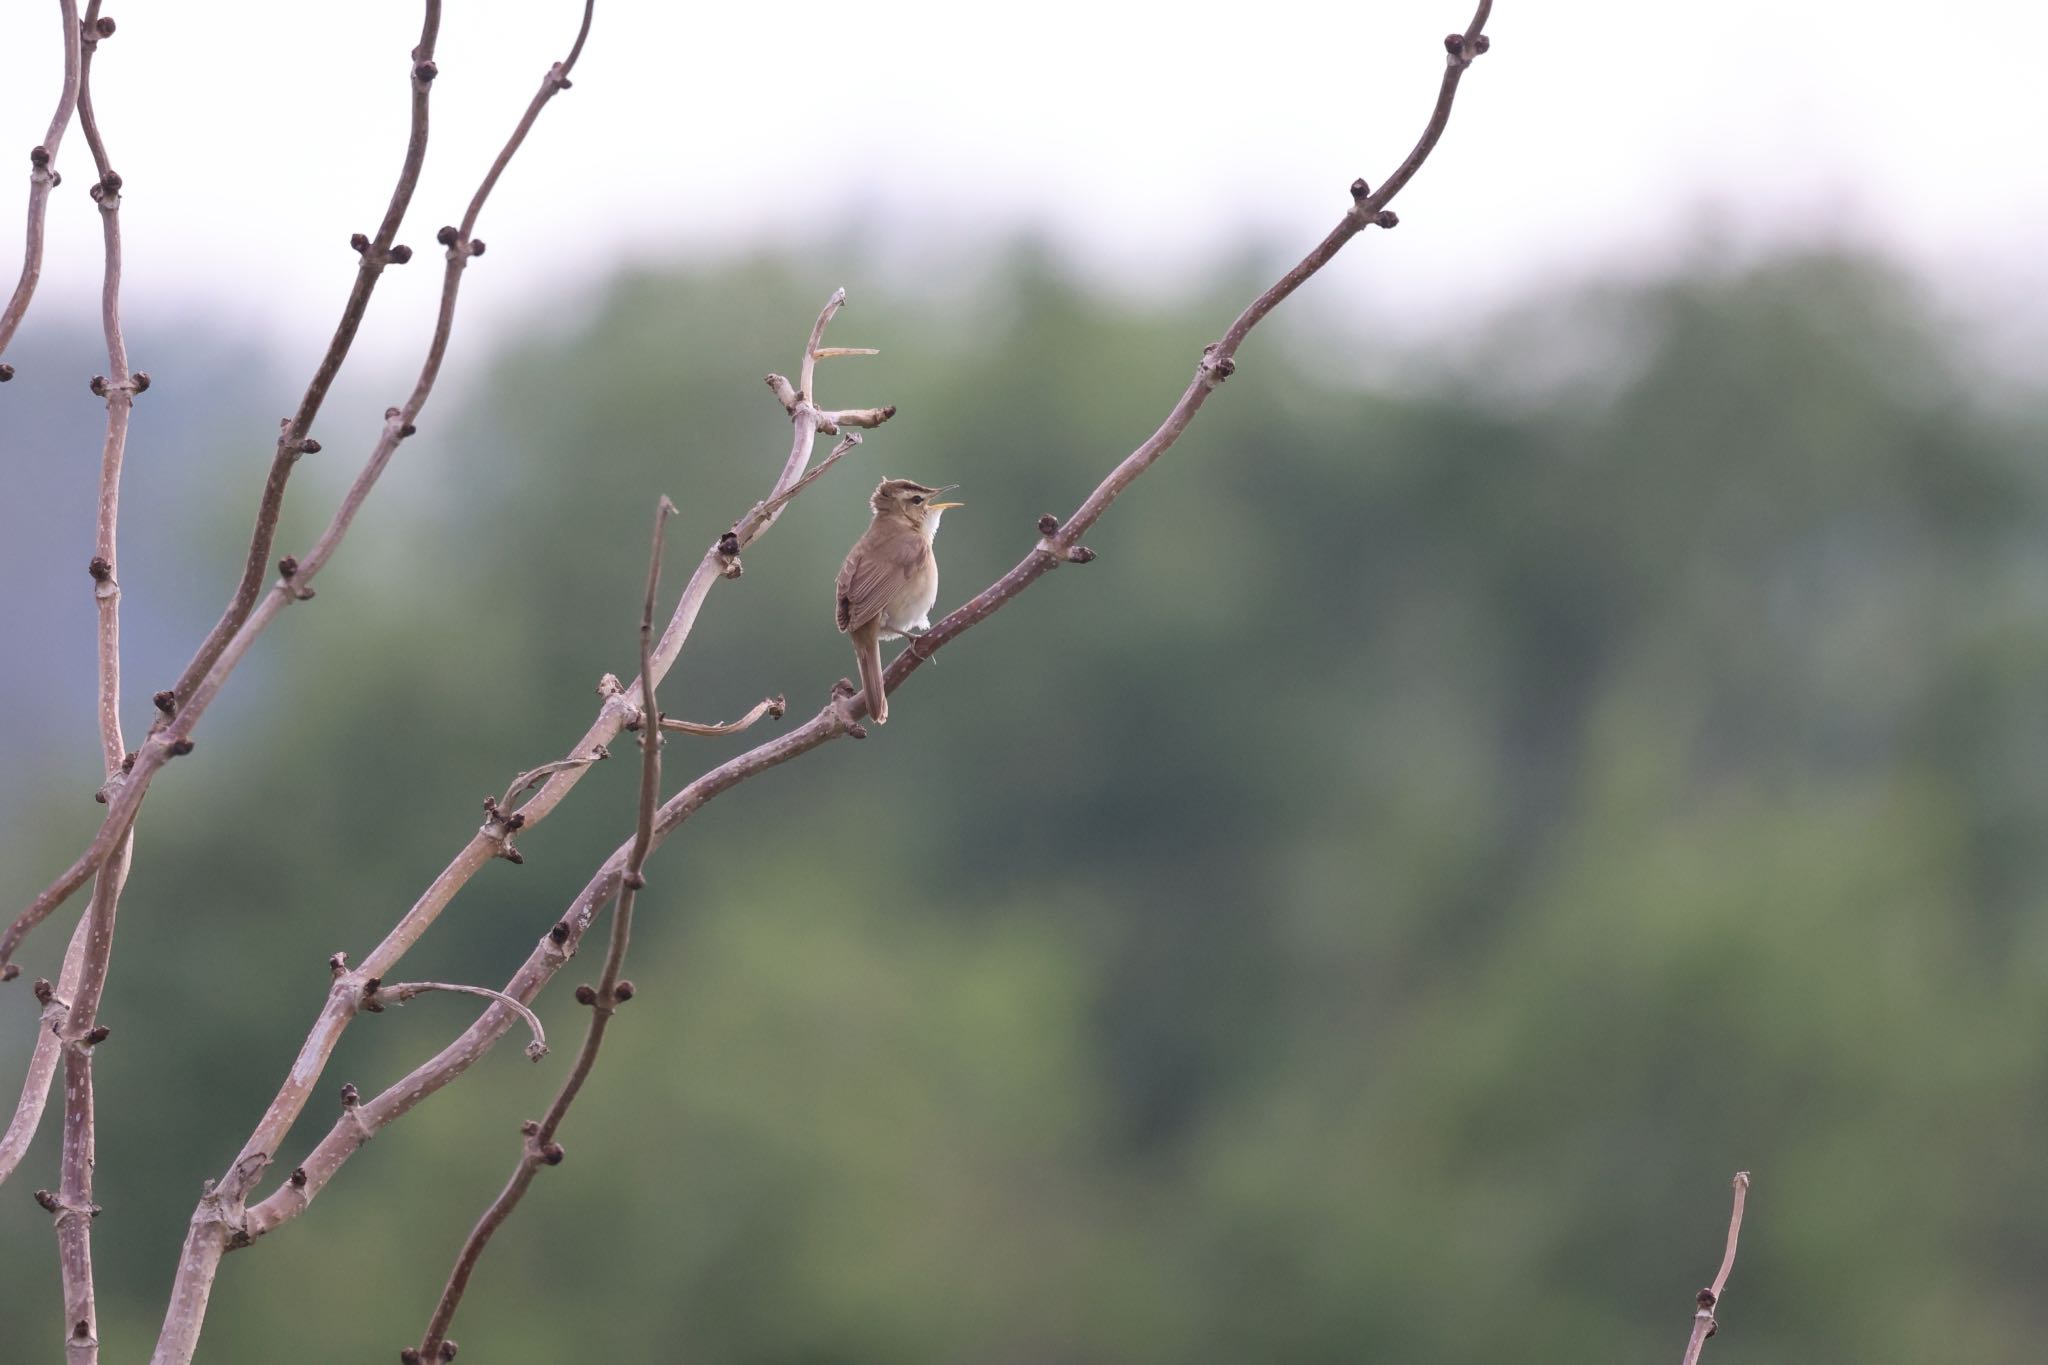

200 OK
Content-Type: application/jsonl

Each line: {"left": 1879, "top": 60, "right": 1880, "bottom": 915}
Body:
{"left": 855, "top": 626, "right": 889, "bottom": 724}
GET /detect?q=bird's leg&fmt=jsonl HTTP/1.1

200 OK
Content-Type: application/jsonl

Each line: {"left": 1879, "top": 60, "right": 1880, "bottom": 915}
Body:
{"left": 895, "top": 628, "right": 938, "bottom": 665}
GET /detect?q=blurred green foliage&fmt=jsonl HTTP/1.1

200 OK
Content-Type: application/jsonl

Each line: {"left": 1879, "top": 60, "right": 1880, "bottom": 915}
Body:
{"left": 4, "top": 246, "right": 2047, "bottom": 1362}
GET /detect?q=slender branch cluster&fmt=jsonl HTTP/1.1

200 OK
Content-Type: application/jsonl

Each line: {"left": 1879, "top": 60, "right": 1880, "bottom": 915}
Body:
{"left": 0, "top": 2, "right": 1514, "bottom": 1360}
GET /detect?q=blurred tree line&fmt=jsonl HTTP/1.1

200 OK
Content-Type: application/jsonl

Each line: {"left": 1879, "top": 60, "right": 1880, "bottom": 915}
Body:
{"left": 3, "top": 244, "right": 2046, "bottom": 1362}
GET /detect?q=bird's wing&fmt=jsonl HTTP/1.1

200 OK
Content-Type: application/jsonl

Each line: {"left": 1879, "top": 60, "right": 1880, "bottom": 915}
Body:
{"left": 837, "top": 529, "right": 929, "bottom": 634}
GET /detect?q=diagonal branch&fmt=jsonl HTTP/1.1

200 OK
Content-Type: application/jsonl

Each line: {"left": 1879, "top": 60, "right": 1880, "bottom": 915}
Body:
{"left": 413, "top": 496, "right": 674, "bottom": 1363}
{"left": 162, "top": 0, "right": 446, "bottom": 716}
{"left": 0, "top": 0, "right": 82, "bottom": 375}
{"left": 234, "top": 1, "right": 1496, "bottom": 1261}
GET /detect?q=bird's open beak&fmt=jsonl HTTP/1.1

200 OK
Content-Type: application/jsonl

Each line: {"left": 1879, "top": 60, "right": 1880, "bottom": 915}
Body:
{"left": 927, "top": 484, "right": 963, "bottom": 510}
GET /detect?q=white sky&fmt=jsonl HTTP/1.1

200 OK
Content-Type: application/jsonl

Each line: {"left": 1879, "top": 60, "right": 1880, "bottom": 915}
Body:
{"left": 2, "top": 1, "right": 2044, "bottom": 375}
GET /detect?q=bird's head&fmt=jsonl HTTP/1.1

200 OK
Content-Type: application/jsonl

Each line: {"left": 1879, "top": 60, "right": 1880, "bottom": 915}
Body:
{"left": 870, "top": 478, "right": 963, "bottom": 532}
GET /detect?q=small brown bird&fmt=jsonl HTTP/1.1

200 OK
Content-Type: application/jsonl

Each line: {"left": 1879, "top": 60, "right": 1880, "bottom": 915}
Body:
{"left": 836, "top": 478, "right": 962, "bottom": 724}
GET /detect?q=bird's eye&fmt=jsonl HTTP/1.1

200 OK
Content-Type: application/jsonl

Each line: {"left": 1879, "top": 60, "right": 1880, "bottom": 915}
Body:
{"left": 911, "top": 495, "right": 924, "bottom": 505}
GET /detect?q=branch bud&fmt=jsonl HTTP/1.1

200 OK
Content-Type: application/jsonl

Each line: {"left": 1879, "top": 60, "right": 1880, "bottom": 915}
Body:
{"left": 413, "top": 60, "right": 438, "bottom": 84}
{"left": 36, "top": 1188, "right": 59, "bottom": 1212}
{"left": 30, "top": 146, "right": 49, "bottom": 167}
{"left": 350, "top": 233, "right": 371, "bottom": 254}
{"left": 33, "top": 978, "right": 55, "bottom": 1005}
{"left": 168, "top": 738, "right": 195, "bottom": 756}
{"left": 340, "top": 1082, "right": 360, "bottom": 1108}
{"left": 549, "top": 920, "right": 571, "bottom": 945}
{"left": 152, "top": 690, "right": 175, "bottom": 715}
{"left": 88, "top": 556, "right": 112, "bottom": 581}
{"left": 386, "top": 244, "right": 413, "bottom": 265}
{"left": 94, "top": 15, "right": 117, "bottom": 38}
{"left": 1037, "top": 513, "right": 1060, "bottom": 536}
{"left": 574, "top": 984, "right": 596, "bottom": 1005}
{"left": 612, "top": 980, "right": 635, "bottom": 1002}
{"left": 437, "top": 225, "right": 459, "bottom": 246}
{"left": 540, "top": 1142, "right": 565, "bottom": 1165}
{"left": 440, "top": 1342, "right": 459, "bottom": 1361}
{"left": 84, "top": 1025, "right": 110, "bottom": 1046}
{"left": 1374, "top": 210, "right": 1400, "bottom": 229}
{"left": 1350, "top": 178, "right": 1370, "bottom": 200}
{"left": 0, "top": 364, "right": 13, "bottom": 382}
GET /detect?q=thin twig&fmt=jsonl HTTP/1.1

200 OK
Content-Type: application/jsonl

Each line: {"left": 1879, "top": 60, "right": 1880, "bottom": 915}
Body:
{"left": 1681, "top": 1172, "right": 1752, "bottom": 1365}
{"left": 49, "top": 9, "right": 134, "bottom": 1358}
{"left": 658, "top": 695, "right": 787, "bottom": 736}
{"left": 760, "top": 432, "right": 861, "bottom": 518}
{"left": 367, "top": 981, "right": 548, "bottom": 1060}
{"left": 0, "top": 918, "right": 88, "bottom": 1186}
{"left": 163, "top": 0, "right": 445, "bottom": 715}
{"left": 0, "top": 0, "right": 82, "bottom": 373}
{"left": 236, "top": 3, "right": 1496, "bottom": 1252}
{"left": 499, "top": 751, "right": 606, "bottom": 810}
{"left": 413, "top": 496, "right": 673, "bottom": 1363}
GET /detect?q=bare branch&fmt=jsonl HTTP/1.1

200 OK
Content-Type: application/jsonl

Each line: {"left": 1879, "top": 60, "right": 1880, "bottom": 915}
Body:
{"left": 0, "top": 0, "right": 82, "bottom": 373}
{"left": 1681, "top": 1171, "right": 1752, "bottom": 1365}
{"left": 366, "top": 981, "right": 548, "bottom": 1060}
{"left": 0, "top": 0, "right": 447, "bottom": 979}
{"left": 2, "top": 0, "right": 599, "bottom": 978}
{"left": 158, "top": 290, "right": 890, "bottom": 1353}
{"left": 145, "top": 6, "right": 602, "bottom": 1362}
{"left": 44, "top": 9, "right": 138, "bottom": 1357}
{"left": 659, "top": 695, "right": 786, "bottom": 737}
{"left": 413, "top": 495, "right": 673, "bottom": 1362}
{"left": 231, "top": 1, "right": 1495, "bottom": 1262}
